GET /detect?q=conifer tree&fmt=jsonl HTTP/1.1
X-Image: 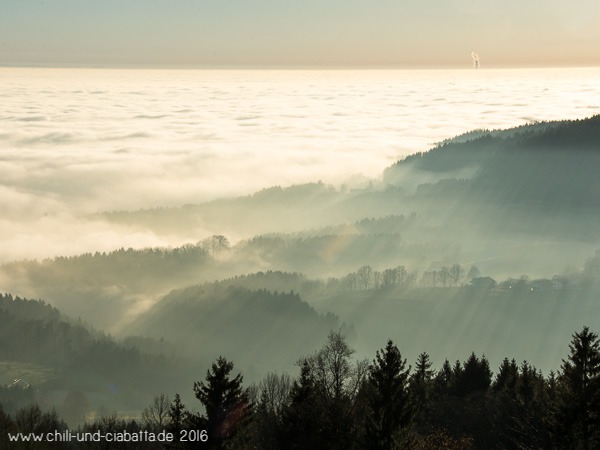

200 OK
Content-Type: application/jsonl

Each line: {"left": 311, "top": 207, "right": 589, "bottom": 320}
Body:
{"left": 366, "top": 340, "right": 411, "bottom": 450}
{"left": 168, "top": 394, "right": 186, "bottom": 439}
{"left": 193, "top": 357, "right": 251, "bottom": 449}
{"left": 493, "top": 358, "right": 518, "bottom": 394}
{"left": 432, "top": 359, "right": 454, "bottom": 397}
{"left": 456, "top": 353, "right": 492, "bottom": 396}
{"left": 409, "top": 352, "right": 434, "bottom": 420}
{"left": 558, "top": 326, "right": 600, "bottom": 449}
{"left": 167, "top": 393, "right": 189, "bottom": 449}
{"left": 282, "top": 360, "right": 323, "bottom": 450}
{"left": 516, "top": 361, "right": 536, "bottom": 405}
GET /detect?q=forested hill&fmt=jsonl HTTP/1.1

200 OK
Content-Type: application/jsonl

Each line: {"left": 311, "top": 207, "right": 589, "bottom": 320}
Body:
{"left": 0, "top": 286, "right": 343, "bottom": 409}
{"left": 0, "top": 293, "right": 189, "bottom": 410}
{"left": 127, "top": 285, "right": 345, "bottom": 375}
{"left": 0, "top": 238, "right": 225, "bottom": 331}
{"left": 384, "top": 114, "right": 600, "bottom": 209}
{"left": 0, "top": 293, "right": 60, "bottom": 322}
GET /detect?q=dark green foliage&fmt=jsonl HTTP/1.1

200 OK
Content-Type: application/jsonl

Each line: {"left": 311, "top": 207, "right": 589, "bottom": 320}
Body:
{"left": 409, "top": 352, "right": 434, "bottom": 423}
{"left": 365, "top": 340, "right": 411, "bottom": 450}
{"left": 411, "top": 353, "right": 434, "bottom": 389}
{"left": 0, "top": 293, "right": 186, "bottom": 409}
{"left": 420, "top": 355, "right": 495, "bottom": 448}
{"left": 455, "top": 353, "right": 492, "bottom": 397}
{"left": 493, "top": 358, "right": 518, "bottom": 394}
{"left": 281, "top": 360, "right": 323, "bottom": 450}
{"left": 432, "top": 359, "right": 454, "bottom": 397}
{"left": 166, "top": 393, "right": 191, "bottom": 450}
{"left": 167, "top": 393, "right": 186, "bottom": 435}
{"left": 193, "top": 357, "right": 251, "bottom": 449}
{"left": 0, "top": 328, "right": 599, "bottom": 449}
{"left": 557, "top": 326, "right": 600, "bottom": 449}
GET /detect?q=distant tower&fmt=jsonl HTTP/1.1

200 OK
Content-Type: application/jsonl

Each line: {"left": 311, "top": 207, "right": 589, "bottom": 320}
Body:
{"left": 471, "top": 52, "right": 480, "bottom": 69}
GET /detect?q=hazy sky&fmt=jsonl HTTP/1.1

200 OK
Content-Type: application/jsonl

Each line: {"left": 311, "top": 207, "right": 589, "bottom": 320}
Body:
{"left": 1, "top": 0, "right": 598, "bottom": 67}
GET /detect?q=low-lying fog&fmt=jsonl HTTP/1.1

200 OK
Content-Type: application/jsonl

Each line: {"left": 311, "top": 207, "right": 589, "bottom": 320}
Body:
{"left": 2, "top": 67, "right": 600, "bottom": 262}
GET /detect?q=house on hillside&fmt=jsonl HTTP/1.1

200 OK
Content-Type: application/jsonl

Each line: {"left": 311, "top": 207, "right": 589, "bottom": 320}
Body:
{"left": 7, "top": 378, "right": 31, "bottom": 390}
{"left": 469, "top": 276, "right": 497, "bottom": 290}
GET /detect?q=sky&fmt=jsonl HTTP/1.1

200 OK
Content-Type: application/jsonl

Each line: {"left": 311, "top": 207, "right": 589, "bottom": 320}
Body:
{"left": 1, "top": 0, "right": 599, "bottom": 67}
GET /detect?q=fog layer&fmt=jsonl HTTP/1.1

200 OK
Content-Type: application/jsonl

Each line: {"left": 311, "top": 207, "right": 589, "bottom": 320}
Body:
{"left": 2, "top": 67, "right": 600, "bottom": 261}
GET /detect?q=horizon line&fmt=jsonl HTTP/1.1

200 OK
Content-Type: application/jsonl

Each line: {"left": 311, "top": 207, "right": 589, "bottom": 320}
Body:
{"left": 1, "top": 63, "right": 599, "bottom": 71}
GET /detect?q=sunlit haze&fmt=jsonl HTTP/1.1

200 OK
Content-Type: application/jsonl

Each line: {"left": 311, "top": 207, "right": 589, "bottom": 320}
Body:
{"left": 1, "top": 67, "right": 599, "bottom": 261}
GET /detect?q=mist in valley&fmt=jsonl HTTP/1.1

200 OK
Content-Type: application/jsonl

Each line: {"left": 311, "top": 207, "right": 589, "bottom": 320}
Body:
{"left": 2, "top": 68, "right": 600, "bottom": 448}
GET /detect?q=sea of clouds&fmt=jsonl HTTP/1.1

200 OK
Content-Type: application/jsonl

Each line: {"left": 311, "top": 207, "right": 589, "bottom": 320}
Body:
{"left": 1, "top": 67, "right": 599, "bottom": 261}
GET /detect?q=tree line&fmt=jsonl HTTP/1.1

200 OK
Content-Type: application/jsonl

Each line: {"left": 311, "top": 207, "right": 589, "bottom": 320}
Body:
{"left": 174, "top": 327, "right": 599, "bottom": 449}
{"left": 2, "top": 327, "right": 598, "bottom": 449}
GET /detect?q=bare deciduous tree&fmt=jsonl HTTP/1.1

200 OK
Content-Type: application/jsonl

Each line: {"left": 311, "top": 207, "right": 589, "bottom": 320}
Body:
{"left": 142, "top": 393, "right": 171, "bottom": 431}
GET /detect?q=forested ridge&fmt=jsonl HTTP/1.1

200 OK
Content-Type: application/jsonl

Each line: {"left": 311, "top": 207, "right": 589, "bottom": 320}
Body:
{"left": 0, "top": 294, "right": 190, "bottom": 412}
{"left": 127, "top": 285, "right": 346, "bottom": 374}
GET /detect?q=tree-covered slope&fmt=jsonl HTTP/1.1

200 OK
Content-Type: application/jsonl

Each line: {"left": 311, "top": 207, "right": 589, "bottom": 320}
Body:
{"left": 0, "top": 293, "right": 190, "bottom": 409}
{"left": 386, "top": 115, "right": 600, "bottom": 209}
{"left": 128, "top": 285, "right": 345, "bottom": 375}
